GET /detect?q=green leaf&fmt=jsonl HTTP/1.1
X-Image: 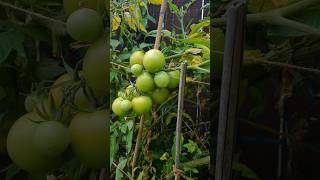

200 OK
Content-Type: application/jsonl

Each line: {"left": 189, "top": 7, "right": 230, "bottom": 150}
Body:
{"left": 110, "top": 135, "right": 117, "bottom": 167}
{"left": 139, "top": 42, "right": 153, "bottom": 49}
{"left": 0, "top": 30, "right": 25, "bottom": 64}
{"left": 115, "top": 158, "right": 127, "bottom": 180}
{"left": 146, "top": 30, "right": 172, "bottom": 38}
{"left": 126, "top": 128, "right": 133, "bottom": 155}
{"left": 111, "top": 39, "right": 120, "bottom": 50}
{"left": 180, "top": 37, "right": 210, "bottom": 47}
{"left": 137, "top": 171, "right": 144, "bottom": 180}
{"left": 190, "top": 19, "right": 210, "bottom": 34}
{"left": 183, "top": 140, "right": 198, "bottom": 154}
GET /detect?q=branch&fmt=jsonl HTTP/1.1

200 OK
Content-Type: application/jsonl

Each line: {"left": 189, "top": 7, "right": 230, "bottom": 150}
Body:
{"left": 213, "top": 0, "right": 320, "bottom": 36}
{"left": 0, "top": 1, "right": 65, "bottom": 25}
{"left": 154, "top": 0, "right": 167, "bottom": 49}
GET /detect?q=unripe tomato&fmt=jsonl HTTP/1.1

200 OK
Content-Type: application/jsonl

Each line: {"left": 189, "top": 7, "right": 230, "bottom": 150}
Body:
{"left": 33, "top": 121, "right": 70, "bottom": 157}
{"left": 143, "top": 49, "right": 165, "bottom": 73}
{"left": 112, "top": 97, "right": 126, "bottom": 116}
{"left": 130, "top": 51, "right": 144, "bottom": 66}
{"left": 136, "top": 72, "right": 154, "bottom": 92}
{"left": 131, "top": 64, "right": 143, "bottom": 76}
{"left": 63, "top": 0, "right": 105, "bottom": 16}
{"left": 66, "top": 8, "right": 103, "bottom": 42}
{"left": 82, "top": 38, "right": 108, "bottom": 99}
{"left": 152, "top": 88, "right": 169, "bottom": 104}
{"left": 167, "top": 70, "right": 180, "bottom": 89}
{"left": 120, "top": 99, "right": 132, "bottom": 112}
{"left": 132, "top": 96, "right": 152, "bottom": 114}
{"left": 69, "top": 110, "right": 108, "bottom": 168}
{"left": 73, "top": 87, "right": 94, "bottom": 110}
{"left": 24, "top": 94, "right": 38, "bottom": 112}
{"left": 154, "top": 71, "right": 170, "bottom": 88}
{"left": 7, "top": 113, "right": 62, "bottom": 173}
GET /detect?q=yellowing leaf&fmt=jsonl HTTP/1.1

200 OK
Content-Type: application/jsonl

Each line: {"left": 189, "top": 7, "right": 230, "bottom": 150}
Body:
{"left": 139, "top": 24, "right": 147, "bottom": 33}
{"left": 138, "top": 0, "right": 145, "bottom": 6}
{"left": 111, "top": 15, "right": 121, "bottom": 31}
{"left": 160, "top": 152, "right": 170, "bottom": 161}
{"left": 185, "top": 48, "right": 202, "bottom": 55}
{"left": 186, "top": 77, "right": 193, "bottom": 82}
{"left": 149, "top": 0, "right": 162, "bottom": 5}
{"left": 124, "top": 12, "right": 136, "bottom": 31}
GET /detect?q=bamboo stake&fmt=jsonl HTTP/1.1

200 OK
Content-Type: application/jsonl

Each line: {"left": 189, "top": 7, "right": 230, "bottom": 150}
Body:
{"left": 131, "top": 116, "right": 144, "bottom": 180}
{"left": 174, "top": 62, "right": 187, "bottom": 180}
{"left": 154, "top": 0, "right": 167, "bottom": 50}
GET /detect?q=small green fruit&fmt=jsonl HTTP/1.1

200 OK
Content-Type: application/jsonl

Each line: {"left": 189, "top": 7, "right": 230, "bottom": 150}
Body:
{"left": 131, "top": 64, "right": 143, "bottom": 76}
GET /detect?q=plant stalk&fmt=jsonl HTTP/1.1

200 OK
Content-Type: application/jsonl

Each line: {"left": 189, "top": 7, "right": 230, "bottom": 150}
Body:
{"left": 154, "top": 0, "right": 167, "bottom": 50}
{"left": 174, "top": 62, "right": 187, "bottom": 180}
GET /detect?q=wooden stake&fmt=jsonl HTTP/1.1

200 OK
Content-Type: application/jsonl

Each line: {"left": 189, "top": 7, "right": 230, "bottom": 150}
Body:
{"left": 154, "top": 0, "right": 167, "bottom": 50}
{"left": 131, "top": 116, "right": 145, "bottom": 180}
{"left": 174, "top": 62, "right": 187, "bottom": 180}
{"left": 215, "top": 1, "right": 246, "bottom": 180}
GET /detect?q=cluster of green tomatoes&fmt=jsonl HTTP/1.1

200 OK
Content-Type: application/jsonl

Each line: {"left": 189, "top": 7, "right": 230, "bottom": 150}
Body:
{"left": 112, "top": 49, "right": 180, "bottom": 116}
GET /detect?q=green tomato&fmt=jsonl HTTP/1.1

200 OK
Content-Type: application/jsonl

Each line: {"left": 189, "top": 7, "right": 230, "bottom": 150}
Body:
{"left": 82, "top": 38, "right": 108, "bottom": 100}
{"left": 69, "top": 110, "right": 108, "bottom": 168}
{"left": 167, "top": 70, "right": 180, "bottom": 89}
{"left": 152, "top": 88, "right": 169, "bottom": 104}
{"left": 136, "top": 72, "right": 154, "bottom": 92}
{"left": 132, "top": 96, "right": 152, "bottom": 115}
{"left": 7, "top": 113, "right": 63, "bottom": 174}
{"left": 112, "top": 97, "right": 126, "bottom": 116}
{"left": 120, "top": 100, "right": 132, "bottom": 112}
{"left": 130, "top": 51, "right": 144, "bottom": 66}
{"left": 33, "top": 121, "right": 70, "bottom": 157}
{"left": 143, "top": 49, "right": 165, "bottom": 73}
{"left": 66, "top": 8, "right": 103, "bottom": 42}
{"left": 131, "top": 64, "right": 143, "bottom": 76}
{"left": 154, "top": 71, "right": 170, "bottom": 88}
